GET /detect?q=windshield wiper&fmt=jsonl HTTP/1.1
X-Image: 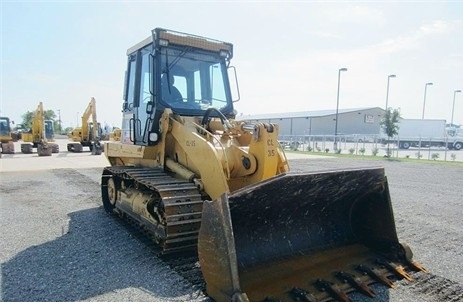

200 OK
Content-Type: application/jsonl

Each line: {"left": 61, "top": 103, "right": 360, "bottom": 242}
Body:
{"left": 163, "top": 47, "right": 192, "bottom": 94}
{"left": 168, "top": 46, "right": 192, "bottom": 70}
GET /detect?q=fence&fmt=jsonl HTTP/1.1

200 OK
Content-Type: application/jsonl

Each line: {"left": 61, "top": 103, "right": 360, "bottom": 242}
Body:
{"left": 278, "top": 134, "right": 462, "bottom": 162}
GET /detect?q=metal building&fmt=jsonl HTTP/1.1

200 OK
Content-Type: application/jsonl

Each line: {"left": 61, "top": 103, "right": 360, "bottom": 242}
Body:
{"left": 238, "top": 107, "right": 385, "bottom": 137}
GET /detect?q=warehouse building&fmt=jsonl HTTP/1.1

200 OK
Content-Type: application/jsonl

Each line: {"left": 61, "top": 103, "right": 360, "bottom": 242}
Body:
{"left": 238, "top": 107, "right": 385, "bottom": 137}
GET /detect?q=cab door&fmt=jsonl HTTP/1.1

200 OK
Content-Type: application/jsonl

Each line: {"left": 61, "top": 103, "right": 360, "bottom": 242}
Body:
{"left": 121, "top": 54, "right": 137, "bottom": 144}
{"left": 121, "top": 45, "right": 153, "bottom": 145}
{"left": 133, "top": 47, "right": 152, "bottom": 144}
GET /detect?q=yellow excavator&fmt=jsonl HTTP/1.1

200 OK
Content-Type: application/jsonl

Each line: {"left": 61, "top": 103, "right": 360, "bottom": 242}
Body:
{"left": 101, "top": 28, "right": 426, "bottom": 302}
{"left": 108, "top": 128, "right": 121, "bottom": 142}
{"left": 68, "top": 97, "right": 102, "bottom": 155}
{"left": 0, "top": 116, "right": 16, "bottom": 155}
{"left": 21, "top": 102, "right": 59, "bottom": 156}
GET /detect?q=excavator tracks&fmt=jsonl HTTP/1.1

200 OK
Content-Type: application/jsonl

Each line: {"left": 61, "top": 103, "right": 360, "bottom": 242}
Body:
{"left": 101, "top": 166, "right": 205, "bottom": 254}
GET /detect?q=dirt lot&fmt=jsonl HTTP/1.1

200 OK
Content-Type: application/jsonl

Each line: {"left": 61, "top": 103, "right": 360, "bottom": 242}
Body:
{"left": 1, "top": 147, "right": 462, "bottom": 302}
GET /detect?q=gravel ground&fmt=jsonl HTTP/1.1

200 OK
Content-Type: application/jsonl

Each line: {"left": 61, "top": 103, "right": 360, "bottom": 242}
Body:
{"left": 1, "top": 155, "right": 462, "bottom": 302}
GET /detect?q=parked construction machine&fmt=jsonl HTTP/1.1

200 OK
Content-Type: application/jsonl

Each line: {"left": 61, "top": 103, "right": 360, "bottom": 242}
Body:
{"left": 11, "top": 123, "right": 25, "bottom": 141}
{"left": 108, "top": 128, "right": 121, "bottom": 141}
{"left": 0, "top": 116, "right": 16, "bottom": 155}
{"left": 67, "top": 97, "right": 102, "bottom": 155}
{"left": 101, "top": 28, "right": 426, "bottom": 302}
{"left": 21, "top": 102, "right": 59, "bottom": 156}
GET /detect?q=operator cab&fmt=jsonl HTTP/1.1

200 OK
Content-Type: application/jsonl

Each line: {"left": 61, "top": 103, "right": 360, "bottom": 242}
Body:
{"left": 121, "top": 28, "right": 236, "bottom": 146}
{"left": 0, "top": 117, "right": 11, "bottom": 136}
{"left": 44, "top": 120, "right": 54, "bottom": 140}
{"left": 88, "top": 122, "right": 103, "bottom": 140}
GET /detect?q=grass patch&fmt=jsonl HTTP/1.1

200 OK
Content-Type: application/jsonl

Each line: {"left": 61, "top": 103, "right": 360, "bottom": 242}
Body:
{"left": 284, "top": 150, "right": 463, "bottom": 166}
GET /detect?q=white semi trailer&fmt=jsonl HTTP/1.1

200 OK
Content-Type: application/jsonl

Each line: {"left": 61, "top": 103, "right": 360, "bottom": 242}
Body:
{"left": 382, "top": 119, "right": 463, "bottom": 150}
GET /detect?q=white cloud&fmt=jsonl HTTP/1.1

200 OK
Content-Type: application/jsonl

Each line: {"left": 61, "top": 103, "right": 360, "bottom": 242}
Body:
{"left": 322, "top": 5, "right": 386, "bottom": 25}
{"left": 419, "top": 19, "right": 460, "bottom": 34}
{"left": 235, "top": 17, "right": 463, "bottom": 119}
{"left": 307, "top": 30, "right": 340, "bottom": 39}
{"left": 376, "top": 20, "right": 462, "bottom": 54}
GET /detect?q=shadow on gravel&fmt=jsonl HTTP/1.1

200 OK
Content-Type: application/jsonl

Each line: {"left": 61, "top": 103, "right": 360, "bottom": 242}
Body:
{"left": 1, "top": 208, "right": 203, "bottom": 302}
{"left": 0, "top": 205, "right": 396, "bottom": 302}
{"left": 0, "top": 207, "right": 396, "bottom": 302}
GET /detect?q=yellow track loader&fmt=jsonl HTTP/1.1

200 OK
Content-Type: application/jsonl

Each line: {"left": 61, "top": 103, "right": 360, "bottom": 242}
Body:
{"left": 21, "top": 102, "right": 59, "bottom": 156}
{"left": 101, "top": 28, "right": 426, "bottom": 302}
{"left": 0, "top": 116, "right": 16, "bottom": 155}
{"left": 67, "top": 97, "right": 102, "bottom": 155}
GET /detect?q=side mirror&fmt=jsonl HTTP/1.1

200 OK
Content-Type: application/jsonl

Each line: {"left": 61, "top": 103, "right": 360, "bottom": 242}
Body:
{"left": 228, "top": 66, "right": 240, "bottom": 102}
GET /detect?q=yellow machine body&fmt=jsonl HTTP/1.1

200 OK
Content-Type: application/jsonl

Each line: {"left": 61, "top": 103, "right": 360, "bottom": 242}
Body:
{"left": 108, "top": 128, "right": 121, "bottom": 141}
{"left": 20, "top": 102, "right": 58, "bottom": 156}
{"left": 0, "top": 116, "right": 15, "bottom": 154}
{"left": 101, "top": 28, "right": 426, "bottom": 302}
{"left": 67, "top": 97, "right": 102, "bottom": 154}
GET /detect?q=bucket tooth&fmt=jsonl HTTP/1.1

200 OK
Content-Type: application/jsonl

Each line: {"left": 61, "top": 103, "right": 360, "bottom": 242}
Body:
{"left": 399, "top": 242, "right": 428, "bottom": 273}
{"left": 314, "top": 280, "right": 352, "bottom": 302}
{"left": 407, "top": 260, "right": 428, "bottom": 273}
{"left": 289, "top": 287, "right": 318, "bottom": 302}
{"left": 356, "top": 264, "right": 396, "bottom": 289}
{"left": 376, "top": 259, "right": 413, "bottom": 282}
{"left": 335, "top": 271, "right": 376, "bottom": 298}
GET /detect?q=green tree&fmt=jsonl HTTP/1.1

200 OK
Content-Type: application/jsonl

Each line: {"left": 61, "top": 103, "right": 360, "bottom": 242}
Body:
{"left": 21, "top": 109, "right": 57, "bottom": 130}
{"left": 380, "top": 108, "right": 401, "bottom": 157}
{"left": 63, "top": 126, "right": 74, "bottom": 135}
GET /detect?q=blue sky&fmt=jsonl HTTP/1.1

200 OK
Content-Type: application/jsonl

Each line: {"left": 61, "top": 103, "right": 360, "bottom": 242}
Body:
{"left": 1, "top": 1, "right": 463, "bottom": 129}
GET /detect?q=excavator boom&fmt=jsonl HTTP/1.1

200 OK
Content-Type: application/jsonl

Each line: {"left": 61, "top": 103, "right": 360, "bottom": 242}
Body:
{"left": 67, "top": 97, "right": 102, "bottom": 154}
{"left": 20, "top": 102, "right": 59, "bottom": 156}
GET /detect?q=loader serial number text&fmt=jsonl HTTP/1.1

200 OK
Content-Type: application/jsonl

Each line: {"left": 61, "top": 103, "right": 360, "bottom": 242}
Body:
{"left": 267, "top": 138, "right": 276, "bottom": 157}
{"left": 186, "top": 140, "right": 196, "bottom": 147}
{"left": 267, "top": 139, "right": 276, "bottom": 156}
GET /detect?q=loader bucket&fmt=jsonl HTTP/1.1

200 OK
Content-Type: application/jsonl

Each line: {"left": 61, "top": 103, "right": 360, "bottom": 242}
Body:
{"left": 198, "top": 167, "right": 425, "bottom": 302}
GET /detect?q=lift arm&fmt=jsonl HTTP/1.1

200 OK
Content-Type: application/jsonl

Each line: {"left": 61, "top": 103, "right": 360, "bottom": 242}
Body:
{"left": 80, "top": 97, "right": 100, "bottom": 142}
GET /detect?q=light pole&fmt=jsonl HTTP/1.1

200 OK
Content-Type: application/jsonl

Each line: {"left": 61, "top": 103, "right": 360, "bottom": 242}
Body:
{"left": 385, "top": 74, "right": 396, "bottom": 111}
{"left": 422, "top": 82, "right": 433, "bottom": 119}
{"left": 334, "top": 67, "right": 348, "bottom": 151}
{"left": 57, "top": 109, "right": 62, "bottom": 134}
{"left": 451, "top": 90, "right": 462, "bottom": 126}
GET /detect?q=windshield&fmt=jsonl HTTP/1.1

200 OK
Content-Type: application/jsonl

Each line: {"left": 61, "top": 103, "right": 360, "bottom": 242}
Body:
{"left": 159, "top": 47, "right": 233, "bottom": 115}
{"left": 0, "top": 118, "right": 10, "bottom": 136}
{"left": 44, "top": 120, "right": 54, "bottom": 139}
